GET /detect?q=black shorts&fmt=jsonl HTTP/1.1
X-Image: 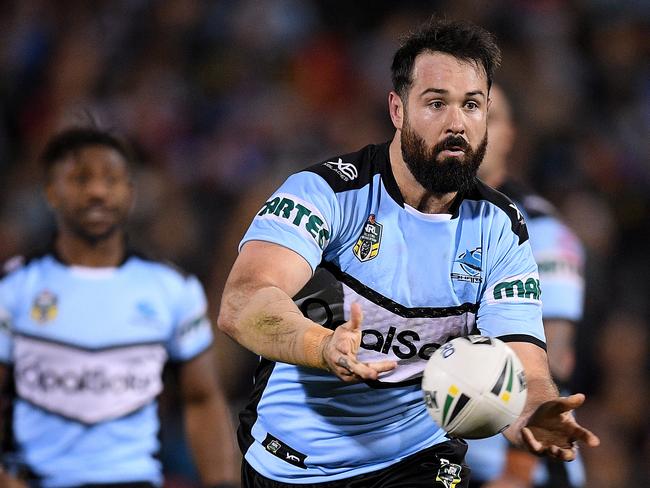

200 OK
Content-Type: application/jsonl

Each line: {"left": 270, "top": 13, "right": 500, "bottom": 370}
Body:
{"left": 467, "top": 457, "right": 581, "bottom": 488}
{"left": 242, "top": 438, "right": 471, "bottom": 488}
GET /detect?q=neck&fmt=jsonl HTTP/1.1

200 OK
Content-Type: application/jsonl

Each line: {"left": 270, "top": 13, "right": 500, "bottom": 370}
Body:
{"left": 389, "top": 132, "right": 457, "bottom": 214}
{"left": 479, "top": 167, "right": 507, "bottom": 189}
{"left": 55, "top": 230, "right": 126, "bottom": 267}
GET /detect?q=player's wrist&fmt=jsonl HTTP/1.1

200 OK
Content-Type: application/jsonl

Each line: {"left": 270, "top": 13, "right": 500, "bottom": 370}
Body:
{"left": 302, "top": 323, "right": 333, "bottom": 370}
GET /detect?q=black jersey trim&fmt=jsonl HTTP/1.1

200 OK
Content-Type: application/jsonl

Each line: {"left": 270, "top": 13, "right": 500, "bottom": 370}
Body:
{"left": 320, "top": 261, "right": 479, "bottom": 318}
{"left": 365, "top": 376, "right": 423, "bottom": 389}
{"left": 303, "top": 142, "right": 407, "bottom": 206}
{"left": 497, "top": 334, "right": 547, "bottom": 351}
{"left": 377, "top": 142, "right": 406, "bottom": 206}
{"left": 0, "top": 365, "right": 15, "bottom": 455}
{"left": 498, "top": 180, "right": 558, "bottom": 220}
{"left": 13, "top": 332, "right": 166, "bottom": 353}
{"left": 464, "top": 179, "right": 529, "bottom": 244}
{"left": 238, "top": 358, "right": 277, "bottom": 454}
{"left": 304, "top": 144, "right": 382, "bottom": 192}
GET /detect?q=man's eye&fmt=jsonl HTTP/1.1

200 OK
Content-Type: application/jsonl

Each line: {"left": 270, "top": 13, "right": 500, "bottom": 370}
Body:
{"left": 430, "top": 101, "right": 444, "bottom": 109}
{"left": 466, "top": 101, "right": 479, "bottom": 110}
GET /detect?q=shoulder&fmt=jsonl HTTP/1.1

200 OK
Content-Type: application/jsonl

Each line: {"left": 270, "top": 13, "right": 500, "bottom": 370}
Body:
{"left": 1, "top": 250, "right": 52, "bottom": 281}
{"left": 498, "top": 180, "right": 558, "bottom": 220}
{"left": 126, "top": 253, "right": 203, "bottom": 290}
{"left": 300, "top": 143, "right": 389, "bottom": 194}
{"left": 464, "top": 179, "right": 529, "bottom": 244}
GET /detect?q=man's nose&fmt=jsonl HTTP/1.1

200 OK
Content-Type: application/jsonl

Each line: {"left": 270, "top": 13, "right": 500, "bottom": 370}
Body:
{"left": 446, "top": 106, "right": 465, "bottom": 135}
{"left": 84, "top": 177, "right": 111, "bottom": 198}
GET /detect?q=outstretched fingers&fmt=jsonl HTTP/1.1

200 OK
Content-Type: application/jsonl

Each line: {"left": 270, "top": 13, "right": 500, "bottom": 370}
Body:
{"left": 331, "top": 303, "right": 396, "bottom": 381}
{"left": 521, "top": 427, "right": 578, "bottom": 461}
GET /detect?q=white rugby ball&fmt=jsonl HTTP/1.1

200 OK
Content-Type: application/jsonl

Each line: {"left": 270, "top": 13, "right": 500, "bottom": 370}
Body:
{"left": 422, "top": 335, "right": 527, "bottom": 439}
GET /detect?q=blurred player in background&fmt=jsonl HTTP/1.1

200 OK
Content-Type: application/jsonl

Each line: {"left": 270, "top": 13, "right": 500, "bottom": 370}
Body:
{"left": 467, "top": 85, "right": 586, "bottom": 488}
{"left": 218, "top": 18, "right": 598, "bottom": 488}
{"left": 0, "top": 128, "right": 239, "bottom": 488}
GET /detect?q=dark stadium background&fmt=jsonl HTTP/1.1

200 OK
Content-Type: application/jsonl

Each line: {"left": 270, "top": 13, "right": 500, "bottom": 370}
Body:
{"left": 0, "top": 1, "right": 647, "bottom": 486}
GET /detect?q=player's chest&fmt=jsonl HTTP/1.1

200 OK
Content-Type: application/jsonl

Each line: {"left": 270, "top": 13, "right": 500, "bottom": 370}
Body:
{"left": 12, "top": 276, "right": 175, "bottom": 347}
{"left": 332, "top": 208, "right": 486, "bottom": 305}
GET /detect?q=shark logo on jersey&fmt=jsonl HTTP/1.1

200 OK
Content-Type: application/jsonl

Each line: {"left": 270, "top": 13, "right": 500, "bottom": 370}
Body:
{"left": 451, "top": 247, "right": 482, "bottom": 283}
{"left": 323, "top": 158, "right": 358, "bottom": 181}
{"left": 436, "top": 458, "right": 462, "bottom": 488}
{"left": 30, "top": 290, "right": 58, "bottom": 324}
{"left": 353, "top": 214, "right": 382, "bottom": 262}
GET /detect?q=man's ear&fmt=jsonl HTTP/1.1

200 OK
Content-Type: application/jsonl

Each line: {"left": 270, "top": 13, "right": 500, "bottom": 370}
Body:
{"left": 388, "top": 91, "right": 404, "bottom": 130}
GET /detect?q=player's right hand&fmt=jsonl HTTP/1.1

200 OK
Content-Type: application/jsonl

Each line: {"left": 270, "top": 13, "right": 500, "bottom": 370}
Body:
{"left": 321, "top": 302, "right": 396, "bottom": 382}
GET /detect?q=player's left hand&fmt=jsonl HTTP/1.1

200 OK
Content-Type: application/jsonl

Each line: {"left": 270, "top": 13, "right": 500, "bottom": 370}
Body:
{"left": 521, "top": 393, "right": 600, "bottom": 461}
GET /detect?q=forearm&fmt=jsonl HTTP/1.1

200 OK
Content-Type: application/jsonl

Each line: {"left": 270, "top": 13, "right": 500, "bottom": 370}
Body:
{"left": 503, "top": 345, "right": 559, "bottom": 447}
{"left": 220, "top": 285, "right": 333, "bottom": 369}
{"left": 184, "top": 394, "right": 239, "bottom": 486}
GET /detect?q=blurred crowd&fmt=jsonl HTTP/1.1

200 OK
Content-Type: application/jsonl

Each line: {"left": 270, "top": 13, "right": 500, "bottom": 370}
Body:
{"left": 0, "top": 0, "right": 648, "bottom": 486}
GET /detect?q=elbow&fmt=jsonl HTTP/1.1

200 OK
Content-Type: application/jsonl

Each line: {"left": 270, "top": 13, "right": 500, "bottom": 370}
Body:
{"left": 216, "top": 309, "right": 238, "bottom": 338}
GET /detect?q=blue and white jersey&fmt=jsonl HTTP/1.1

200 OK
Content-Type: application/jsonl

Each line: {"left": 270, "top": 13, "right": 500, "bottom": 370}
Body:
{"left": 466, "top": 180, "right": 585, "bottom": 486}
{"left": 237, "top": 143, "right": 545, "bottom": 483}
{"left": 0, "top": 250, "right": 213, "bottom": 488}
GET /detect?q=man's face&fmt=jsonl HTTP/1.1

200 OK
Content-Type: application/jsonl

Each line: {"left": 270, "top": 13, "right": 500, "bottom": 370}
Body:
{"left": 399, "top": 52, "right": 489, "bottom": 194}
{"left": 46, "top": 145, "right": 134, "bottom": 244}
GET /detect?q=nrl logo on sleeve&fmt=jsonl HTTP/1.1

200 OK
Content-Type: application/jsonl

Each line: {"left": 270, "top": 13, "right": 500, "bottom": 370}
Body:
{"left": 323, "top": 158, "right": 358, "bottom": 181}
{"left": 257, "top": 193, "right": 331, "bottom": 249}
{"left": 353, "top": 214, "right": 382, "bottom": 262}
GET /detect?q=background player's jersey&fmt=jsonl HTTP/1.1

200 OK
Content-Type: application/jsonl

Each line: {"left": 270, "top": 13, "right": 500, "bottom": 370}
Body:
{"left": 466, "top": 180, "right": 586, "bottom": 486}
{"left": 0, "top": 251, "right": 213, "bottom": 488}
{"left": 238, "top": 143, "right": 545, "bottom": 483}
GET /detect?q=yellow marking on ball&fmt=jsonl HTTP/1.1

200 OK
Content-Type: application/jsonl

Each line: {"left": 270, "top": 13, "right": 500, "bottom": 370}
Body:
{"left": 449, "top": 385, "right": 459, "bottom": 396}
{"left": 500, "top": 392, "right": 511, "bottom": 403}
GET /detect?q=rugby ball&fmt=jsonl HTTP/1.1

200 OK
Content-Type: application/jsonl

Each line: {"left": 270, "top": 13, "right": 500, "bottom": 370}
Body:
{"left": 422, "top": 335, "right": 527, "bottom": 439}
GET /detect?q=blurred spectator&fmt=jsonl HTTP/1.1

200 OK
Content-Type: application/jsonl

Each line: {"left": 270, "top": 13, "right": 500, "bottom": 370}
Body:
{"left": 0, "top": 1, "right": 648, "bottom": 485}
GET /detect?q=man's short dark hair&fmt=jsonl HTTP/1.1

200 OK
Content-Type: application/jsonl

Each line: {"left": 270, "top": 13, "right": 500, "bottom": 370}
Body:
{"left": 391, "top": 18, "right": 502, "bottom": 100}
{"left": 40, "top": 127, "right": 136, "bottom": 175}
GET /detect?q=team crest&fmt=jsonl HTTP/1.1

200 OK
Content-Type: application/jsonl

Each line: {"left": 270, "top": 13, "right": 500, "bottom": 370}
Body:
{"left": 436, "top": 458, "right": 462, "bottom": 488}
{"left": 353, "top": 214, "right": 382, "bottom": 262}
{"left": 451, "top": 247, "right": 482, "bottom": 283}
{"left": 30, "top": 290, "right": 58, "bottom": 324}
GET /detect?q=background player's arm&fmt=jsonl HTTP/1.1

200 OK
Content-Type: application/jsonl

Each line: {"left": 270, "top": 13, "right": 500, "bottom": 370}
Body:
{"left": 179, "top": 347, "right": 239, "bottom": 487}
{"left": 543, "top": 319, "right": 575, "bottom": 383}
{"left": 489, "top": 318, "right": 578, "bottom": 487}
{"left": 0, "top": 365, "right": 26, "bottom": 488}
{"left": 502, "top": 342, "right": 598, "bottom": 460}
{"left": 217, "top": 240, "right": 395, "bottom": 380}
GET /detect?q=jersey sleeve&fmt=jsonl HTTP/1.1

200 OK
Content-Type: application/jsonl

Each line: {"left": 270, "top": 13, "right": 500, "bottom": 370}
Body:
{"left": 167, "top": 275, "right": 213, "bottom": 362}
{"left": 239, "top": 172, "right": 340, "bottom": 273}
{"left": 477, "top": 215, "right": 546, "bottom": 347}
{"left": 528, "top": 217, "right": 585, "bottom": 322}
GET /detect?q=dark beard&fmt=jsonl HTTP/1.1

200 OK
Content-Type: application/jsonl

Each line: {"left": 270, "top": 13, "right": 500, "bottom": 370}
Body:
{"left": 401, "top": 123, "right": 487, "bottom": 195}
